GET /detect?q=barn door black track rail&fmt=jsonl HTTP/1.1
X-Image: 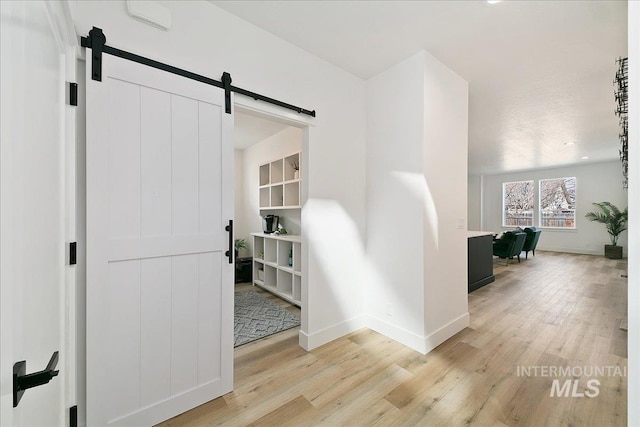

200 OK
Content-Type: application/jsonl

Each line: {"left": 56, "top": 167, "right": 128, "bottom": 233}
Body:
{"left": 80, "top": 27, "right": 316, "bottom": 117}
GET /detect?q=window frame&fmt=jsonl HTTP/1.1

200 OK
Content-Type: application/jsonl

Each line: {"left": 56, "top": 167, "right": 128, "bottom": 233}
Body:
{"left": 538, "top": 176, "right": 577, "bottom": 229}
{"left": 502, "top": 180, "right": 535, "bottom": 228}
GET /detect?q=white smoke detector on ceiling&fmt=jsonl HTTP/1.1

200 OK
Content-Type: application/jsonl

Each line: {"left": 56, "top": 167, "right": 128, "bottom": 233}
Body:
{"left": 126, "top": 0, "right": 172, "bottom": 30}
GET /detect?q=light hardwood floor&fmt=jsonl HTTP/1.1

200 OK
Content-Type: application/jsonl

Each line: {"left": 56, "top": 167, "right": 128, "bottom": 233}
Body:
{"left": 158, "top": 251, "right": 628, "bottom": 426}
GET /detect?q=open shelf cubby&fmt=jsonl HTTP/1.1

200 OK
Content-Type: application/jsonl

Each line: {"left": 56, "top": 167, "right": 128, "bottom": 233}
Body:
{"left": 293, "top": 242, "right": 302, "bottom": 273}
{"left": 252, "top": 233, "right": 302, "bottom": 306}
{"left": 284, "top": 153, "right": 300, "bottom": 181}
{"left": 270, "top": 159, "right": 283, "bottom": 184}
{"left": 259, "top": 163, "right": 270, "bottom": 186}
{"left": 293, "top": 275, "right": 301, "bottom": 302}
{"left": 277, "top": 240, "right": 294, "bottom": 269}
{"left": 264, "top": 265, "right": 277, "bottom": 289}
{"left": 277, "top": 270, "right": 293, "bottom": 296}
{"left": 259, "top": 187, "right": 270, "bottom": 209}
{"left": 264, "top": 238, "right": 277, "bottom": 264}
{"left": 258, "top": 151, "right": 302, "bottom": 210}
{"left": 254, "top": 236, "right": 265, "bottom": 260}
{"left": 270, "top": 185, "right": 284, "bottom": 207}
{"left": 284, "top": 182, "right": 300, "bottom": 206}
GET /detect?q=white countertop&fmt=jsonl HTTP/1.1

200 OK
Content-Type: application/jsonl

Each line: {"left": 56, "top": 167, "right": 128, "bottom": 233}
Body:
{"left": 250, "top": 232, "right": 301, "bottom": 243}
{"left": 467, "top": 231, "right": 495, "bottom": 238}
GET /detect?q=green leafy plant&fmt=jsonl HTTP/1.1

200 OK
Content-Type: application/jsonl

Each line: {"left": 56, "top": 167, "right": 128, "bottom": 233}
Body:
{"left": 234, "top": 238, "right": 247, "bottom": 257}
{"left": 584, "top": 202, "right": 628, "bottom": 245}
{"left": 234, "top": 238, "right": 247, "bottom": 251}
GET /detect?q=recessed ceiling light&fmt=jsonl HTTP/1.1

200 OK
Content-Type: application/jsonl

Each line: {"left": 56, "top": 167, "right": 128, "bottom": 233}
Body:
{"left": 564, "top": 141, "right": 576, "bottom": 145}
{"left": 487, "top": 0, "right": 501, "bottom": 3}
{"left": 581, "top": 156, "right": 589, "bottom": 160}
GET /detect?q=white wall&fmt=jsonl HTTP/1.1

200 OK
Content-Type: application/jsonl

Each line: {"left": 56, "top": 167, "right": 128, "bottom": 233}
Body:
{"left": 71, "top": 0, "right": 366, "bottom": 353}
{"left": 468, "top": 174, "right": 481, "bottom": 231}
{"left": 482, "top": 161, "right": 629, "bottom": 256}
{"left": 233, "top": 149, "right": 246, "bottom": 257}
{"left": 366, "top": 52, "right": 427, "bottom": 350}
{"left": 365, "top": 51, "right": 469, "bottom": 353}
{"left": 422, "top": 52, "right": 469, "bottom": 350}
{"left": 627, "top": 2, "right": 639, "bottom": 424}
{"left": 237, "top": 126, "right": 302, "bottom": 256}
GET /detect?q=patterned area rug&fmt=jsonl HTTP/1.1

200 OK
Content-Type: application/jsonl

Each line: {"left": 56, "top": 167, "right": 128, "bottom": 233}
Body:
{"left": 234, "top": 291, "right": 300, "bottom": 347}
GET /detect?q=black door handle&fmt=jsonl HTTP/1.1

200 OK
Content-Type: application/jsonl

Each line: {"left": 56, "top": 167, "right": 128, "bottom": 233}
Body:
{"left": 224, "top": 220, "right": 233, "bottom": 264}
{"left": 13, "top": 351, "right": 59, "bottom": 407}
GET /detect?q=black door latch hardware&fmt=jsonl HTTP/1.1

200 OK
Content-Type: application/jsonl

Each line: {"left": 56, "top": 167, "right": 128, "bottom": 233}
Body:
{"left": 225, "top": 220, "right": 233, "bottom": 264}
{"left": 13, "top": 351, "right": 59, "bottom": 407}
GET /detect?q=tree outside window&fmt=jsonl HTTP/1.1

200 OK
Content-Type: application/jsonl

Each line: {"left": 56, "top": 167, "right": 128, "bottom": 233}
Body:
{"left": 539, "top": 177, "right": 576, "bottom": 228}
{"left": 503, "top": 181, "right": 534, "bottom": 227}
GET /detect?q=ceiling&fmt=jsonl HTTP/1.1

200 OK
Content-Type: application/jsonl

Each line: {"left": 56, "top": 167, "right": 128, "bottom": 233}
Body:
{"left": 216, "top": 0, "right": 627, "bottom": 174}
{"left": 234, "top": 111, "right": 290, "bottom": 150}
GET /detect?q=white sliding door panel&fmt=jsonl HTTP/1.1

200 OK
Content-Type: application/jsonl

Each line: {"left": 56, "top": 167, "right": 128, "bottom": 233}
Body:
{"left": 141, "top": 87, "right": 172, "bottom": 238}
{"left": 170, "top": 254, "right": 200, "bottom": 395}
{"left": 199, "top": 102, "right": 223, "bottom": 237}
{"left": 107, "top": 260, "right": 141, "bottom": 420}
{"left": 198, "top": 252, "right": 223, "bottom": 384}
{"left": 108, "top": 79, "right": 141, "bottom": 239}
{"left": 87, "top": 54, "right": 233, "bottom": 426}
{"left": 171, "top": 96, "right": 200, "bottom": 236}
{"left": 140, "top": 257, "right": 172, "bottom": 407}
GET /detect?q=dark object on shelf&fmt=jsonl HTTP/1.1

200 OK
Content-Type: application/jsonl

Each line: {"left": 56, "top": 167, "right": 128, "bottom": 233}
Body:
{"left": 614, "top": 57, "right": 628, "bottom": 189}
{"left": 235, "top": 257, "right": 253, "bottom": 283}
{"left": 468, "top": 234, "right": 495, "bottom": 292}
{"left": 522, "top": 227, "right": 542, "bottom": 259}
{"left": 262, "top": 215, "right": 279, "bottom": 234}
{"left": 493, "top": 231, "right": 526, "bottom": 265}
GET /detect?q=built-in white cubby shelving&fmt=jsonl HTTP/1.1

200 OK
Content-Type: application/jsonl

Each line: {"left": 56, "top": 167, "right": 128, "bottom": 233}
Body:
{"left": 258, "top": 152, "right": 301, "bottom": 210}
{"left": 252, "top": 232, "right": 302, "bottom": 307}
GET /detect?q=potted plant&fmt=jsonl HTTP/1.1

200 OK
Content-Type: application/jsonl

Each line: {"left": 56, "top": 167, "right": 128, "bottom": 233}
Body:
{"left": 290, "top": 160, "right": 300, "bottom": 180}
{"left": 234, "top": 238, "right": 247, "bottom": 258}
{"left": 585, "top": 202, "right": 628, "bottom": 259}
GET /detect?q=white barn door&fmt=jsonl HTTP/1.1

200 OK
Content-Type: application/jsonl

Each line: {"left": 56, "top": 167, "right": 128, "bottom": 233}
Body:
{"left": 0, "top": 2, "right": 75, "bottom": 426}
{"left": 86, "top": 54, "right": 233, "bottom": 426}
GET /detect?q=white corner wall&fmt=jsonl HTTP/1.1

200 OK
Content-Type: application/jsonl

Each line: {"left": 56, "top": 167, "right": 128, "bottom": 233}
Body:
{"left": 627, "top": 1, "right": 639, "bottom": 424}
{"left": 71, "top": 0, "right": 366, "bottom": 353}
{"left": 422, "top": 52, "right": 470, "bottom": 351}
{"left": 365, "top": 52, "right": 428, "bottom": 350}
{"left": 481, "top": 161, "right": 629, "bottom": 256}
{"left": 365, "top": 51, "right": 469, "bottom": 354}
{"left": 468, "top": 174, "right": 482, "bottom": 231}
{"left": 237, "top": 127, "right": 302, "bottom": 254}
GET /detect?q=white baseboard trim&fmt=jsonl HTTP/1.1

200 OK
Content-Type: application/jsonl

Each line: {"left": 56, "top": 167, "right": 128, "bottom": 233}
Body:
{"left": 366, "top": 312, "right": 470, "bottom": 355}
{"left": 299, "top": 315, "right": 366, "bottom": 351}
{"left": 366, "top": 315, "right": 427, "bottom": 353}
{"left": 423, "top": 312, "right": 470, "bottom": 354}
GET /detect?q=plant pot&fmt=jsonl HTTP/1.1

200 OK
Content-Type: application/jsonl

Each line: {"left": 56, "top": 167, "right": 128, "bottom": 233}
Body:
{"left": 604, "top": 244, "right": 623, "bottom": 259}
{"left": 257, "top": 269, "right": 265, "bottom": 281}
{"left": 294, "top": 170, "right": 299, "bottom": 180}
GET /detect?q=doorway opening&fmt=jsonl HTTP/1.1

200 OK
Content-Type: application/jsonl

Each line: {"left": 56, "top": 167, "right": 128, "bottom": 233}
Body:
{"left": 232, "top": 103, "right": 309, "bottom": 350}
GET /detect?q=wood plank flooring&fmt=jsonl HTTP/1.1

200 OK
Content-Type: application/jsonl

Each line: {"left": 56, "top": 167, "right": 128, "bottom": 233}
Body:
{"left": 158, "top": 252, "right": 627, "bottom": 426}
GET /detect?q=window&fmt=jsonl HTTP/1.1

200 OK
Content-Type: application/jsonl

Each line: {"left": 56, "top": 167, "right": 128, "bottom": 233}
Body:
{"left": 539, "top": 177, "right": 576, "bottom": 228}
{"left": 502, "top": 180, "right": 534, "bottom": 227}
